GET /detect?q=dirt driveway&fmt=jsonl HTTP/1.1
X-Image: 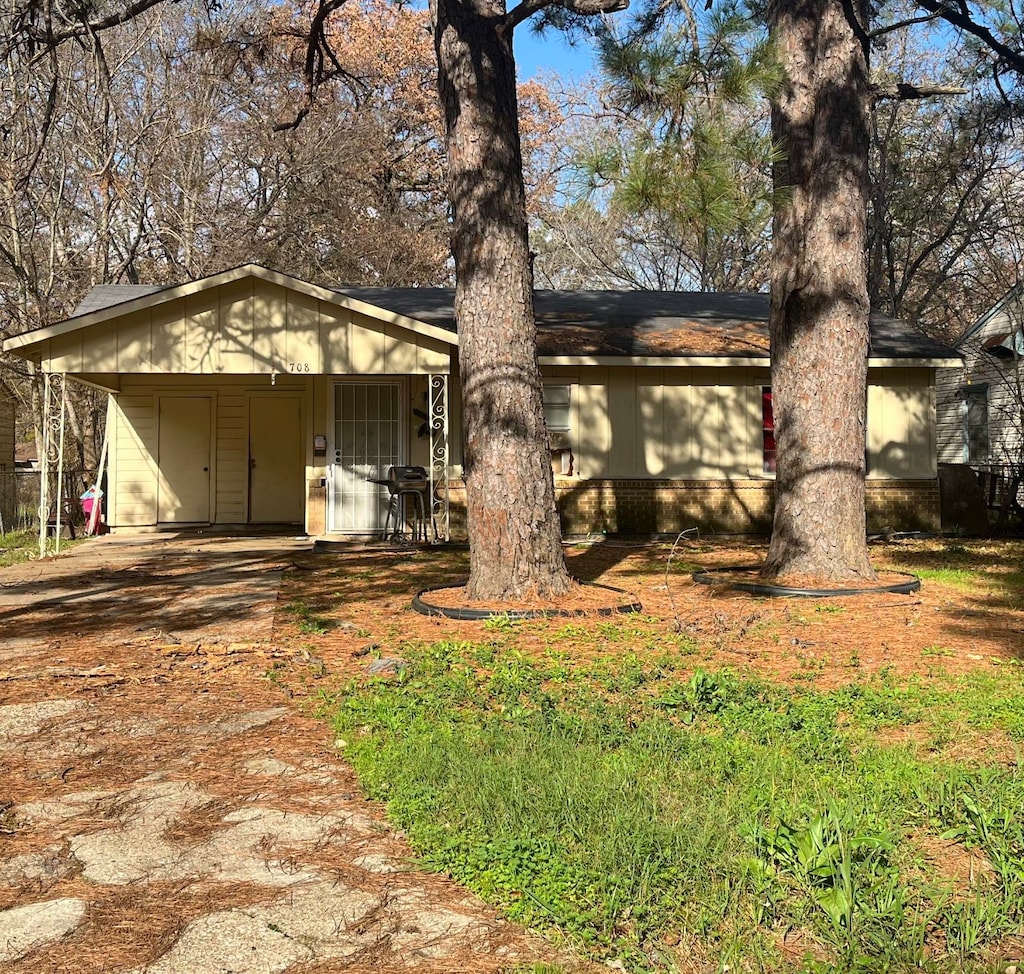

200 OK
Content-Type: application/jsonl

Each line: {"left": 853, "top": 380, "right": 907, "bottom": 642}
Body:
{"left": 0, "top": 534, "right": 564, "bottom": 974}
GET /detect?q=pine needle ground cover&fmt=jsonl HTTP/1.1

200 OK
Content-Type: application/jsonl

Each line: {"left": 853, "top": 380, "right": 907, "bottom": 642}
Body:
{"left": 307, "top": 540, "right": 1024, "bottom": 974}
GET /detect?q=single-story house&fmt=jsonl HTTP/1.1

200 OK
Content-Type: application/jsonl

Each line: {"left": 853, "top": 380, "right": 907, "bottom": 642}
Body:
{"left": 937, "top": 285, "right": 1024, "bottom": 468}
{"left": 2, "top": 264, "right": 958, "bottom": 538}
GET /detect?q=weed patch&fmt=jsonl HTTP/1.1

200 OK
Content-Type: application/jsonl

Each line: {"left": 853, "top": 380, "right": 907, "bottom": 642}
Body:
{"left": 0, "top": 528, "right": 86, "bottom": 567}
{"left": 283, "top": 599, "right": 336, "bottom": 635}
{"left": 324, "top": 645, "right": 1024, "bottom": 972}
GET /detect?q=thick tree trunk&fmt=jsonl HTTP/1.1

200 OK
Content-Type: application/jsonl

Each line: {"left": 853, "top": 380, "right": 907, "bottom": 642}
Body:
{"left": 763, "top": 0, "right": 877, "bottom": 582}
{"left": 429, "top": 0, "right": 571, "bottom": 599}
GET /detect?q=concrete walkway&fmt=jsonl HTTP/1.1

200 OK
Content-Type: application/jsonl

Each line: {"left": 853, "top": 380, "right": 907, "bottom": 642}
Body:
{"left": 0, "top": 534, "right": 561, "bottom": 974}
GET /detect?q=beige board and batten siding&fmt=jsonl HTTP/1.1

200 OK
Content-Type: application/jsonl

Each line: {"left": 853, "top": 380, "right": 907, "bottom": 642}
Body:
{"left": 564, "top": 366, "right": 764, "bottom": 479}
{"left": 553, "top": 366, "right": 766, "bottom": 479}
{"left": 34, "top": 279, "right": 451, "bottom": 377}
{"left": 107, "top": 375, "right": 311, "bottom": 528}
{"left": 866, "top": 367, "right": 936, "bottom": 478}
{"left": 546, "top": 365, "right": 937, "bottom": 481}
{"left": 107, "top": 391, "right": 156, "bottom": 526}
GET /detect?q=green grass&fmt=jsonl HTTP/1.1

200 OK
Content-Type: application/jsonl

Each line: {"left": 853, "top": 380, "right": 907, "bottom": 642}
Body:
{"left": 0, "top": 528, "right": 87, "bottom": 567}
{"left": 910, "top": 567, "right": 982, "bottom": 588}
{"left": 283, "top": 599, "right": 336, "bottom": 635}
{"left": 323, "top": 644, "right": 1024, "bottom": 973}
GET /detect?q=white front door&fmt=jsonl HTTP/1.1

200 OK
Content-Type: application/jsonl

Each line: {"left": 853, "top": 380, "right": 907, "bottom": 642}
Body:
{"left": 329, "top": 382, "right": 402, "bottom": 533}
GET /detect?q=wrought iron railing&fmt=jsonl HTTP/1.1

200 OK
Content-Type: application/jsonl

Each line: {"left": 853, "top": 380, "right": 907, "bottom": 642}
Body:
{"left": 970, "top": 462, "right": 1024, "bottom": 518}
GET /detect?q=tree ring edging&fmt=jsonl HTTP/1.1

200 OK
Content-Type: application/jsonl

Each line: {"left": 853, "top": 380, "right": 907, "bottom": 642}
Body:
{"left": 691, "top": 566, "right": 921, "bottom": 597}
{"left": 411, "top": 580, "right": 642, "bottom": 619}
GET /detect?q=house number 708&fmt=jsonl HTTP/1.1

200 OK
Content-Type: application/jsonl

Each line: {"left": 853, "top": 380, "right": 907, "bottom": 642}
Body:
{"left": 288, "top": 363, "right": 311, "bottom": 372}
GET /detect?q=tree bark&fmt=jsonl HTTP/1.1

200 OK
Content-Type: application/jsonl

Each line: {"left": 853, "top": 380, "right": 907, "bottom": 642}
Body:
{"left": 763, "top": 0, "right": 877, "bottom": 583}
{"left": 429, "top": 0, "right": 571, "bottom": 599}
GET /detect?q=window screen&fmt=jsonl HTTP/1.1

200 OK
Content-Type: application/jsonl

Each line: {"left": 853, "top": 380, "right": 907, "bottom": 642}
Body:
{"left": 964, "top": 386, "right": 989, "bottom": 463}
{"left": 543, "top": 385, "right": 571, "bottom": 432}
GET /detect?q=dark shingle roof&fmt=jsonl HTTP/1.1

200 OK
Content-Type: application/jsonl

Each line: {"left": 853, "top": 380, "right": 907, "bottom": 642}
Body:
{"left": 72, "top": 284, "right": 168, "bottom": 317}
{"left": 68, "top": 277, "right": 957, "bottom": 360}
{"left": 338, "top": 287, "right": 956, "bottom": 359}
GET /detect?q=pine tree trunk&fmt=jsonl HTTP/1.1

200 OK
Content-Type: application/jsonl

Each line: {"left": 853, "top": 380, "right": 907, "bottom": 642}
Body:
{"left": 429, "top": 0, "right": 571, "bottom": 599}
{"left": 763, "top": 0, "right": 877, "bottom": 583}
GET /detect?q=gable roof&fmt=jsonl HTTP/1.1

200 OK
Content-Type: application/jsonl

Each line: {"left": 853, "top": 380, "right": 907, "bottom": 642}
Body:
{"left": 955, "top": 283, "right": 1024, "bottom": 357}
{"left": 4, "top": 263, "right": 958, "bottom": 366}
{"left": 71, "top": 284, "right": 167, "bottom": 316}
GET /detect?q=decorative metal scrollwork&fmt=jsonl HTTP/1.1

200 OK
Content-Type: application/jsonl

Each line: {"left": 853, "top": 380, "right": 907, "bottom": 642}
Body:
{"left": 39, "top": 372, "right": 68, "bottom": 554}
{"left": 428, "top": 374, "right": 449, "bottom": 542}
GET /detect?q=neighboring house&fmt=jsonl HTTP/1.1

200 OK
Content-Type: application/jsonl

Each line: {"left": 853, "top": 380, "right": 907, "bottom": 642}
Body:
{"left": 0, "top": 382, "right": 13, "bottom": 532}
{"left": 14, "top": 442, "right": 39, "bottom": 470}
{"left": 937, "top": 286, "right": 1024, "bottom": 470}
{"left": 2, "top": 264, "right": 958, "bottom": 538}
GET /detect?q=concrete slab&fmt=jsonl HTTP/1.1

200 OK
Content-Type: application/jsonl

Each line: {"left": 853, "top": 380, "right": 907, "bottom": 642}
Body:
{"left": 0, "top": 897, "right": 87, "bottom": 964}
{"left": 0, "top": 699, "right": 80, "bottom": 744}
{"left": 0, "top": 534, "right": 559, "bottom": 973}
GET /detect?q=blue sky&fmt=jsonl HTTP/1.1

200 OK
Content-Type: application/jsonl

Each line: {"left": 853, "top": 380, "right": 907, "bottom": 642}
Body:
{"left": 513, "top": 25, "right": 601, "bottom": 80}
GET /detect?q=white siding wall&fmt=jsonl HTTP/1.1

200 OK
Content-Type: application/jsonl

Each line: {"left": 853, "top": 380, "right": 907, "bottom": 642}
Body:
{"left": 936, "top": 303, "right": 1024, "bottom": 466}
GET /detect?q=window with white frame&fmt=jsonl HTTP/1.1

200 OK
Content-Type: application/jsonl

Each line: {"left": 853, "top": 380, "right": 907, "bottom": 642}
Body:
{"left": 543, "top": 384, "right": 573, "bottom": 474}
{"left": 543, "top": 384, "right": 571, "bottom": 432}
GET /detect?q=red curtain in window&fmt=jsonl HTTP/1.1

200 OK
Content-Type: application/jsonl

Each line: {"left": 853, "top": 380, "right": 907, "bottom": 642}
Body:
{"left": 762, "top": 389, "right": 775, "bottom": 473}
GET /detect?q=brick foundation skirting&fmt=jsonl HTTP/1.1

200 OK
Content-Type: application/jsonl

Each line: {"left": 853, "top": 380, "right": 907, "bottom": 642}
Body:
{"left": 439, "top": 478, "right": 941, "bottom": 538}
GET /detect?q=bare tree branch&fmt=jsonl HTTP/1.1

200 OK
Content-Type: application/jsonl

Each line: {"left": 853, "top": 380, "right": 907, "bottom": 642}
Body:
{"left": 8, "top": 0, "right": 170, "bottom": 56}
{"left": 871, "top": 81, "right": 968, "bottom": 101}
{"left": 915, "top": 0, "right": 1024, "bottom": 76}
{"left": 505, "top": 0, "right": 628, "bottom": 34}
{"left": 272, "top": 105, "right": 310, "bottom": 132}
{"left": 868, "top": 12, "right": 942, "bottom": 38}
{"left": 305, "top": 0, "right": 348, "bottom": 88}
{"left": 14, "top": 47, "right": 59, "bottom": 191}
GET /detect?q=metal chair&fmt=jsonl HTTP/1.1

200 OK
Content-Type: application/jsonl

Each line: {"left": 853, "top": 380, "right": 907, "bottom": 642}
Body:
{"left": 381, "top": 465, "right": 428, "bottom": 542}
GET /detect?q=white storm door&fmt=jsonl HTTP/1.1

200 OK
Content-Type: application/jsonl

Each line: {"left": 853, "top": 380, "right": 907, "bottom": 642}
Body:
{"left": 249, "top": 396, "right": 304, "bottom": 523}
{"left": 157, "top": 396, "right": 212, "bottom": 523}
{"left": 329, "top": 382, "right": 402, "bottom": 533}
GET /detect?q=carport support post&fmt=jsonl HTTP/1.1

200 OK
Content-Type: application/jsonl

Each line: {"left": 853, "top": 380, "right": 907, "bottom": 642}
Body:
{"left": 38, "top": 372, "right": 67, "bottom": 557}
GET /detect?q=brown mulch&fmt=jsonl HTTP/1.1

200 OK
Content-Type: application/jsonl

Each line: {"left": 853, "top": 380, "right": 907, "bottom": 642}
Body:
{"left": 275, "top": 536, "right": 1024, "bottom": 690}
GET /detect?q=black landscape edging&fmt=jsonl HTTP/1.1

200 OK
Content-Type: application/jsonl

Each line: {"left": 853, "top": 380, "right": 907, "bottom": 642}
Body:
{"left": 691, "top": 565, "right": 921, "bottom": 598}
{"left": 411, "top": 580, "right": 643, "bottom": 619}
